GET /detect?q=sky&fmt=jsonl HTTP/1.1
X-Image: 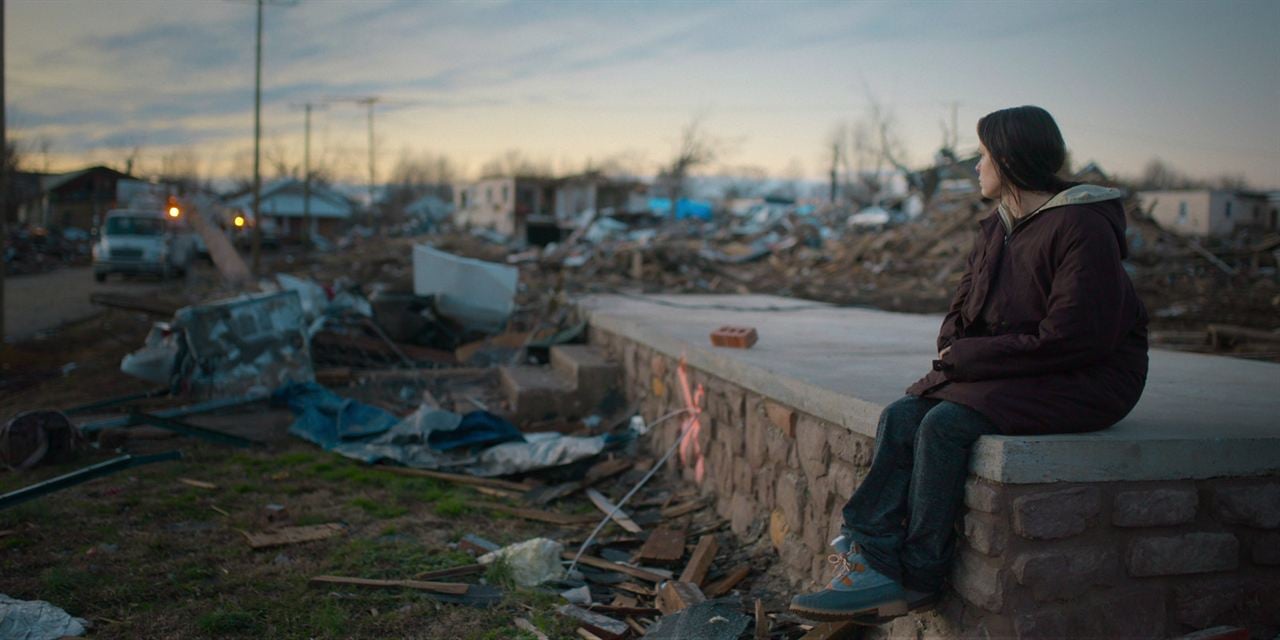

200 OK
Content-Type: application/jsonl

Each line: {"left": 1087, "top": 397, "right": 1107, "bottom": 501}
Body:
{"left": 7, "top": 0, "right": 1280, "bottom": 189}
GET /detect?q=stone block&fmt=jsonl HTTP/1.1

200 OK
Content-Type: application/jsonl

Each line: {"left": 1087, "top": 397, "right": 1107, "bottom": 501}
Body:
{"left": 963, "top": 511, "right": 1008, "bottom": 557}
{"left": 951, "top": 549, "right": 1004, "bottom": 613}
{"left": 1212, "top": 483, "right": 1280, "bottom": 529}
{"left": 762, "top": 400, "right": 796, "bottom": 438}
{"left": 1013, "top": 587, "right": 1166, "bottom": 639}
{"left": 730, "top": 493, "right": 755, "bottom": 537}
{"left": 744, "top": 398, "right": 768, "bottom": 468}
{"left": 1252, "top": 532, "right": 1280, "bottom": 565}
{"left": 1011, "top": 486, "right": 1101, "bottom": 540}
{"left": 795, "top": 416, "right": 830, "bottom": 482}
{"left": 1174, "top": 577, "right": 1245, "bottom": 629}
{"left": 828, "top": 461, "right": 857, "bottom": 503}
{"left": 802, "top": 503, "right": 829, "bottom": 555}
{"left": 769, "top": 508, "right": 789, "bottom": 550}
{"left": 1113, "top": 486, "right": 1198, "bottom": 527}
{"left": 1010, "top": 546, "right": 1118, "bottom": 602}
{"left": 965, "top": 478, "right": 1002, "bottom": 514}
{"left": 1126, "top": 532, "right": 1238, "bottom": 577}
{"left": 764, "top": 417, "right": 795, "bottom": 466}
{"left": 778, "top": 531, "right": 814, "bottom": 577}
{"left": 775, "top": 471, "right": 806, "bottom": 533}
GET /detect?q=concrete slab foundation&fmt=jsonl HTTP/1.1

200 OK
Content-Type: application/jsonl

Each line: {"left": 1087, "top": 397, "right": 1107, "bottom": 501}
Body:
{"left": 578, "top": 293, "right": 1280, "bottom": 638}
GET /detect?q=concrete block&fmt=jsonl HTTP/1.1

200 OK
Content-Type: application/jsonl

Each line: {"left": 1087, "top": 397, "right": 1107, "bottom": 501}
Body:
{"left": 1212, "top": 483, "right": 1280, "bottom": 529}
{"left": 965, "top": 478, "right": 1002, "bottom": 514}
{"left": 1126, "top": 532, "right": 1239, "bottom": 577}
{"left": 1174, "top": 577, "right": 1245, "bottom": 629}
{"left": 1113, "top": 486, "right": 1198, "bottom": 527}
{"left": 1011, "top": 486, "right": 1100, "bottom": 540}
{"left": 1251, "top": 532, "right": 1280, "bottom": 565}
{"left": 499, "top": 365, "right": 574, "bottom": 422}
{"left": 1010, "top": 546, "right": 1118, "bottom": 602}
{"left": 963, "top": 511, "right": 1009, "bottom": 557}
{"left": 952, "top": 549, "right": 1004, "bottom": 613}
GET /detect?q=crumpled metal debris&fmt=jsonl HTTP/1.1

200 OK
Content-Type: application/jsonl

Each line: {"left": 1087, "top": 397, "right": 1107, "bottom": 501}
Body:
{"left": 412, "top": 244, "right": 518, "bottom": 333}
{"left": 0, "top": 593, "right": 88, "bottom": 639}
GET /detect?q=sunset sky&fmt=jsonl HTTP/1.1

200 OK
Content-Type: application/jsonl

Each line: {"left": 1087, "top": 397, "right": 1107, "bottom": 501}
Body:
{"left": 7, "top": 0, "right": 1279, "bottom": 188}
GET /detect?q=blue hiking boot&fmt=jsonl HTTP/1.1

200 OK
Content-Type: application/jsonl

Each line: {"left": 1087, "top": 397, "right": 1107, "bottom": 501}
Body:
{"left": 789, "top": 551, "right": 908, "bottom": 621}
{"left": 851, "top": 588, "right": 940, "bottom": 625}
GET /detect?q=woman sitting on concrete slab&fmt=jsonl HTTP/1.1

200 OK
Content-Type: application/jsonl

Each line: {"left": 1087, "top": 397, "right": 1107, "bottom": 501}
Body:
{"left": 790, "top": 105, "right": 1149, "bottom": 624}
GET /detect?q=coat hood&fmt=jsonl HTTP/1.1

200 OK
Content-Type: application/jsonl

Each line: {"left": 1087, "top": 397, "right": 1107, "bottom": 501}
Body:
{"left": 998, "top": 184, "right": 1129, "bottom": 258}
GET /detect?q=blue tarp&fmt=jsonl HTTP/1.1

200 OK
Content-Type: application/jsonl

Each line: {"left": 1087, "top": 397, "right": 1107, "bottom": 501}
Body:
{"left": 273, "top": 383, "right": 612, "bottom": 477}
{"left": 648, "top": 198, "right": 714, "bottom": 221}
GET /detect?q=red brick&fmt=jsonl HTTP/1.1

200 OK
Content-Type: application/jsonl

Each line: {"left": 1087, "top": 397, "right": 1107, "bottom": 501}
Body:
{"left": 710, "top": 326, "right": 758, "bottom": 349}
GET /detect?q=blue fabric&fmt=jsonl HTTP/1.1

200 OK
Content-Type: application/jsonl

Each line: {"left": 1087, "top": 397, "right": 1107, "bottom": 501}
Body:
{"left": 427, "top": 411, "right": 524, "bottom": 451}
{"left": 273, "top": 382, "right": 399, "bottom": 450}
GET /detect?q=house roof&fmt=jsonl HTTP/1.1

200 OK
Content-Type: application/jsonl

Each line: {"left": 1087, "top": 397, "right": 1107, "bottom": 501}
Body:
{"left": 225, "top": 179, "right": 355, "bottom": 219}
{"left": 39, "top": 166, "right": 133, "bottom": 192}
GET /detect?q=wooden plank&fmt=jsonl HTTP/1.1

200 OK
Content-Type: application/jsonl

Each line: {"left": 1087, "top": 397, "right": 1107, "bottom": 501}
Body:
{"left": 577, "top": 629, "right": 605, "bottom": 640}
{"left": 557, "top": 604, "right": 628, "bottom": 640}
{"left": 412, "top": 563, "right": 484, "bottom": 580}
{"left": 309, "top": 575, "right": 469, "bottom": 595}
{"left": 704, "top": 563, "right": 751, "bottom": 597}
{"left": 678, "top": 534, "right": 719, "bottom": 585}
{"left": 514, "top": 617, "right": 550, "bottom": 640}
{"left": 240, "top": 523, "right": 344, "bottom": 549}
{"left": 660, "top": 498, "right": 709, "bottom": 519}
{"left": 472, "top": 485, "right": 524, "bottom": 500}
{"left": 625, "top": 617, "right": 647, "bottom": 636}
{"left": 655, "top": 581, "right": 705, "bottom": 615}
{"left": 755, "top": 598, "right": 769, "bottom": 640}
{"left": 482, "top": 502, "right": 599, "bottom": 526}
{"left": 374, "top": 466, "right": 534, "bottom": 493}
{"left": 584, "top": 457, "right": 633, "bottom": 485}
{"left": 635, "top": 526, "right": 686, "bottom": 564}
{"left": 586, "top": 488, "right": 643, "bottom": 533}
{"left": 564, "top": 552, "right": 667, "bottom": 583}
{"left": 799, "top": 620, "right": 862, "bottom": 640}
{"left": 178, "top": 477, "right": 218, "bottom": 490}
{"left": 613, "top": 581, "right": 654, "bottom": 597}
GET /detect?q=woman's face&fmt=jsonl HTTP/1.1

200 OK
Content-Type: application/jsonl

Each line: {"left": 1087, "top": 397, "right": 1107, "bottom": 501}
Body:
{"left": 976, "top": 142, "right": 1002, "bottom": 200}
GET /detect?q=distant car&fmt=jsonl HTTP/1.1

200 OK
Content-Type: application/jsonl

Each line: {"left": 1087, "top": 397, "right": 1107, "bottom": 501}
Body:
{"left": 92, "top": 209, "right": 195, "bottom": 282}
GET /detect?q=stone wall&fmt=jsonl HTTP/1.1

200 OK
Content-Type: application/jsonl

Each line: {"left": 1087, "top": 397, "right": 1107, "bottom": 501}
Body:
{"left": 589, "top": 325, "right": 1280, "bottom": 638}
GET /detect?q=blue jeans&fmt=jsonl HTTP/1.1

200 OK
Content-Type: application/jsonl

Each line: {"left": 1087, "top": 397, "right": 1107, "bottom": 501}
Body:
{"left": 840, "top": 395, "right": 1000, "bottom": 592}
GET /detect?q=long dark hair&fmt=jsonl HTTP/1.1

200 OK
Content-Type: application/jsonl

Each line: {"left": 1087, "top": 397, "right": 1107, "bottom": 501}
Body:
{"left": 977, "top": 106, "right": 1075, "bottom": 196}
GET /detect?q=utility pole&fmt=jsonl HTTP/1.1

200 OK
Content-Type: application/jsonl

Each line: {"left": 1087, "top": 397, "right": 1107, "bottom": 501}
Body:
{"left": 358, "top": 97, "right": 380, "bottom": 219}
{"left": 251, "top": 0, "right": 263, "bottom": 274}
{"left": 290, "top": 101, "right": 328, "bottom": 254}
{"left": 239, "top": 0, "right": 295, "bottom": 274}
{"left": 1, "top": 0, "right": 7, "bottom": 344}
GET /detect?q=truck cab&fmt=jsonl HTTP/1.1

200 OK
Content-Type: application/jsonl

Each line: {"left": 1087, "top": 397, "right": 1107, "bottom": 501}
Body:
{"left": 92, "top": 209, "right": 195, "bottom": 282}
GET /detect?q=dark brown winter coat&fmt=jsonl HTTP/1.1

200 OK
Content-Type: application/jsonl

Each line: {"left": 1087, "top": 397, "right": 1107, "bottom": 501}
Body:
{"left": 906, "top": 185, "right": 1149, "bottom": 435}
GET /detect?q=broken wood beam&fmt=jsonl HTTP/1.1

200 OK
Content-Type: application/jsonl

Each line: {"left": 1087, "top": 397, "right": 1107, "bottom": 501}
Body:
{"left": 755, "top": 599, "right": 769, "bottom": 640}
{"left": 481, "top": 502, "right": 600, "bottom": 525}
{"left": 586, "top": 488, "right": 643, "bottom": 533}
{"left": 309, "top": 575, "right": 469, "bottom": 595}
{"left": 635, "top": 526, "right": 686, "bottom": 565}
{"left": 240, "top": 523, "right": 345, "bottom": 549}
{"left": 659, "top": 497, "right": 709, "bottom": 519}
{"left": 678, "top": 534, "right": 719, "bottom": 586}
{"left": 585, "top": 603, "right": 661, "bottom": 617}
{"left": 655, "top": 580, "right": 706, "bottom": 615}
{"left": 704, "top": 563, "right": 751, "bottom": 597}
{"left": 564, "top": 552, "right": 667, "bottom": 583}
{"left": 412, "top": 563, "right": 484, "bottom": 581}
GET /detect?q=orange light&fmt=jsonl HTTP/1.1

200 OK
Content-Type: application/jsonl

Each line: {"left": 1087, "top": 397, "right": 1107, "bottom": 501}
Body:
{"left": 233, "top": 215, "right": 246, "bottom": 228}
{"left": 168, "top": 206, "right": 180, "bottom": 218}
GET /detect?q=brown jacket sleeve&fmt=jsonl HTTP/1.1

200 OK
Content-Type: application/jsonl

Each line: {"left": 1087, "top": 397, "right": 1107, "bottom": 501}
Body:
{"left": 941, "top": 212, "right": 1131, "bottom": 381}
{"left": 936, "top": 236, "right": 980, "bottom": 353}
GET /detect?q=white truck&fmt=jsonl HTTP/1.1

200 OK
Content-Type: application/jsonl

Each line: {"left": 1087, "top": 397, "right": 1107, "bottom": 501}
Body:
{"left": 92, "top": 209, "right": 196, "bottom": 282}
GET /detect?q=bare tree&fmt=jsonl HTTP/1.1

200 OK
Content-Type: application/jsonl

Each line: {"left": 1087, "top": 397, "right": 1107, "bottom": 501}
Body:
{"left": 479, "top": 149, "right": 552, "bottom": 179}
{"left": 659, "top": 115, "right": 726, "bottom": 209}
{"left": 381, "top": 149, "right": 460, "bottom": 221}
{"left": 158, "top": 147, "right": 201, "bottom": 193}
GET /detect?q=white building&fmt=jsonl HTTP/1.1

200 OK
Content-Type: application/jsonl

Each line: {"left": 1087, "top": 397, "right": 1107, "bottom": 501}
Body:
{"left": 1137, "top": 189, "right": 1274, "bottom": 237}
{"left": 452, "top": 177, "right": 552, "bottom": 238}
